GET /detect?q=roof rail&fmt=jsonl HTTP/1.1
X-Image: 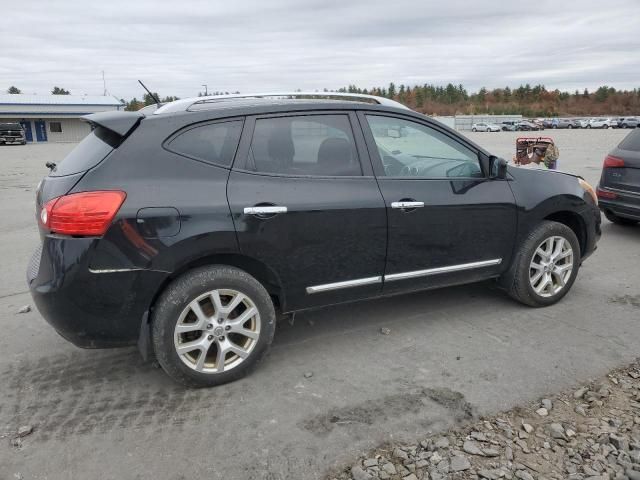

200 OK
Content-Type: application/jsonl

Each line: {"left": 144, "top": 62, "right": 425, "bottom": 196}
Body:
{"left": 153, "top": 91, "right": 410, "bottom": 114}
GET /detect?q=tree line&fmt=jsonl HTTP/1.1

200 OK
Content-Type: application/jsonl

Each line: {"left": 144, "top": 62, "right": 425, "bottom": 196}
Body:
{"left": 6, "top": 83, "right": 640, "bottom": 116}
{"left": 7, "top": 85, "right": 70, "bottom": 95}
{"left": 338, "top": 83, "right": 640, "bottom": 116}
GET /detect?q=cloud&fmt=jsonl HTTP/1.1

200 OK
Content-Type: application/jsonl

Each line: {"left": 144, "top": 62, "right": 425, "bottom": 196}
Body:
{"left": 1, "top": 0, "right": 638, "bottom": 99}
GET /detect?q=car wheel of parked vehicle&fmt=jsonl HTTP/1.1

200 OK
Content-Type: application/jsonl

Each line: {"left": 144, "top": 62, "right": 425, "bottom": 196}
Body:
{"left": 586, "top": 125, "right": 591, "bottom": 129}
{"left": 152, "top": 265, "right": 276, "bottom": 387}
{"left": 503, "top": 221, "right": 580, "bottom": 308}
{"left": 568, "top": 125, "right": 573, "bottom": 129}
{"left": 604, "top": 211, "right": 638, "bottom": 226}
{"left": 471, "top": 128, "right": 477, "bottom": 132}
{"left": 621, "top": 124, "right": 628, "bottom": 129}
{"left": 604, "top": 125, "right": 609, "bottom": 129}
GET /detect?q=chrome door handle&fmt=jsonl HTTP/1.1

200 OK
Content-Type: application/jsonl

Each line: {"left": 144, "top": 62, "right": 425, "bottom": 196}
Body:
{"left": 391, "top": 201, "right": 424, "bottom": 209}
{"left": 243, "top": 206, "right": 288, "bottom": 215}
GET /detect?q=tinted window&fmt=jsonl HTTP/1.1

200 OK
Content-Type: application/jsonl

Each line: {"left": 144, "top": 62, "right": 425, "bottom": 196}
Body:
{"left": 247, "top": 115, "right": 361, "bottom": 176}
{"left": 50, "top": 126, "right": 118, "bottom": 177}
{"left": 619, "top": 130, "right": 640, "bottom": 152}
{"left": 366, "top": 115, "right": 482, "bottom": 178}
{"left": 167, "top": 120, "right": 243, "bottom": 167}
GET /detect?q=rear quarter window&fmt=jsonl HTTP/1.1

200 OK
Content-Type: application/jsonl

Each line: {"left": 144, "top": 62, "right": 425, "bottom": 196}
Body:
{"left": 50, "top": 126, "right": 119, "bottom": 177}
{"left": 165, "top": 120, "right": 244, "bottom": 168}
{"left": 619, "top": 130, "right": 640, "bottom": 152}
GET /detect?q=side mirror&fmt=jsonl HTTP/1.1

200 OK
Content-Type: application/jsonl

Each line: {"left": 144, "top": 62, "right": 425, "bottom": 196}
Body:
{"left": 489, "top": 156, "right": 508, "bottom": 179}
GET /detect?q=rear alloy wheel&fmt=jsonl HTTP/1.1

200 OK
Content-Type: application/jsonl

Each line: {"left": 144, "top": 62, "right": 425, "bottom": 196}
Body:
{"left": 152, "top": 266, "right": 275, "bottom": 387}
{"left": 502, "top": 221, "right": 580, "bottom": 307}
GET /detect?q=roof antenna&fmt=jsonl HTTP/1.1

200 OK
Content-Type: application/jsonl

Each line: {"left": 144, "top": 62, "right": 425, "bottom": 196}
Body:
{"left": 138, "top": 80, "right": 161, "bottom": 107}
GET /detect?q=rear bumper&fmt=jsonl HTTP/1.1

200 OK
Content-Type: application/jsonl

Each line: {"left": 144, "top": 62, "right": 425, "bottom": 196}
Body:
{"left": 598, "top": 188, "right": 640, "bottom": 221}
{"left": 27, "top": 236, "right": 167, "bottom": 348}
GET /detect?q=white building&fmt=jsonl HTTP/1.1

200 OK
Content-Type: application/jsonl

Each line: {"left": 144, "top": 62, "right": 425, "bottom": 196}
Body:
{"left": 0, "top": 94, "right": 125, "bottom": 143}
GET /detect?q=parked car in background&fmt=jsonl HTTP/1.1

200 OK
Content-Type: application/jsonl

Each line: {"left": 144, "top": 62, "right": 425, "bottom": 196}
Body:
{"left": 617, "top": 117, "right": 639, "bottom": 129}
{"left": 516, "top": 120, "right": 541, "bottom": 131}
{"left": 596, "top": 129, "right": 640, "bottom": 225}
{"left": 587, "top": 118, "right": 616, "bottom": 129}
{"left": 0, "top": 122, "right": 27, "bottom": 145}
{"left": 27, "top": 92, "right": 601, "bottom": 387}
{"left": 500, "top": 121, "right": 518, "bottom": 131}
{"left": 550, "top": 118, "right": 572, "bottom": 129}
{"left": 471, "top": 122, "right": 501, "bottom": 132}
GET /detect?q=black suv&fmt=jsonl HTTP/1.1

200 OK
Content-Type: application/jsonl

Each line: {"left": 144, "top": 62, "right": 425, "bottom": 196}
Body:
{"left": 27, "top": 93, "right": 601, "bottom": 387}
{"left": 596, "top": 128, "right": 640, "bottom": 225}
{"left": 0, "top": 122, "right": 27, "bottom": 145}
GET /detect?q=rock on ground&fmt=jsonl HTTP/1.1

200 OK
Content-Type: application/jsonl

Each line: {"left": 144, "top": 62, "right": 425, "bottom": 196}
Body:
{"left": 330, "top": 359, "right": 640, "bottom": 480}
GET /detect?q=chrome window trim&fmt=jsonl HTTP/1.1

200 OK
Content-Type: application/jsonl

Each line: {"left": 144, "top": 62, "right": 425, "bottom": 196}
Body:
{"left": 306, "top": 276, "right": 382, "bottom": 294}
{"left": 384, "top": 259, "right": 502, "bottom": 282}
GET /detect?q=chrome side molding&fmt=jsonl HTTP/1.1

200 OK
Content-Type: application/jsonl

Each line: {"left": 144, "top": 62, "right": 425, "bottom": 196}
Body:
{"left": 305, "top": 259, "right": 502, "bottom": 294}
{"left": 244, "top": 206, "right": 288, "bottom": 215}
{"left": 306, "top": 276, "right": 382, "bottom": 294}
{"left": 384, "top": 258, "right": 502, "bottom": 282}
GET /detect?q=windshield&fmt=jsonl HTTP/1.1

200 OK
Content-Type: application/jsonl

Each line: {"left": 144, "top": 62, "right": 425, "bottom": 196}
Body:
{"left": 0, "top": 123, "right": 22, "bottom": 131}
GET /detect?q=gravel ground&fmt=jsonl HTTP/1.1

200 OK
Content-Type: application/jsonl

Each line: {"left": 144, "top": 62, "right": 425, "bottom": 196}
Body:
{"left": 333, "top": 360, "right": 640, "bottom": 480}
{"left": 1, "top": 129, "right": 639, "bottom": 480}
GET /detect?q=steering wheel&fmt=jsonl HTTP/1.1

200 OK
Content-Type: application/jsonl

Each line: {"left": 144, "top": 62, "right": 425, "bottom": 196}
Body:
{"left": 382, "top": 155, "right": 405, "bottom": 176}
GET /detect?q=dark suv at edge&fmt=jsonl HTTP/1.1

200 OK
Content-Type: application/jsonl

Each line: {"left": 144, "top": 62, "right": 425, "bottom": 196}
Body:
{"left": 28, "top": 93, "right": 601, "bottom": 387}
{"left": 597, "top": 128, "right": 640, "bottom": 225}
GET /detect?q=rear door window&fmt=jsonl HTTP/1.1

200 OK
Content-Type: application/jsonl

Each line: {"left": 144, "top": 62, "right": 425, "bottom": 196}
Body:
{"left": 247, "top": 115, "right": 362, "bottom": 176}
{"left": 50, "top": 127, "right": 119, "bottom": 177}
{"left": 166, "top": 120, "right": 244, "bottom": 168}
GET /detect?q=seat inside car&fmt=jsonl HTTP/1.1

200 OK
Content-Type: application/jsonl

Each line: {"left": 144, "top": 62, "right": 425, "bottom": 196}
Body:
{"left": 316, "top": 137, "right": 359, "bottom": 176}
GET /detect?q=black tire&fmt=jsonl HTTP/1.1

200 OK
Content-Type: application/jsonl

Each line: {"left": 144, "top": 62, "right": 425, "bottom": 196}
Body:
{"left": 500, "top": 221, "right": 581, "bottom": 308}
{"left": 568, "top": 124, "right": 573, "bottom": 129}
{"left": 604, "top": 125, "right": 609, "bottom": 129}
{"left": 152, "top": 265, "right": 276, "bottom": 388}
{"left": 604, "top": 211, "right": 638, "bottom": 226}
{"left": 472, "top": 128, "right": 477, "bottom": 132}
{"left": 622, "top": 124, "right": 628, "bottom": 129}
{"left": 586, "top": 125, "right": 591, "bottom": 129}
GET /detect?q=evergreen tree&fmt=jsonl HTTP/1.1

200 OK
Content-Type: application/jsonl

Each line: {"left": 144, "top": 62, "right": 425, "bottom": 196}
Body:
{"left": 51, "top": 86, "right": 70, "bottom": 95}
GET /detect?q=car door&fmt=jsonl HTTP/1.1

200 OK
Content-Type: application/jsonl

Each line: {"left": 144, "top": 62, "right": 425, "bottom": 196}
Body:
{"left": 227, "top": 111, "right": 387, "bottom": 311}
{"left": 358, "top": 112, "right": 517, "bottom": 294}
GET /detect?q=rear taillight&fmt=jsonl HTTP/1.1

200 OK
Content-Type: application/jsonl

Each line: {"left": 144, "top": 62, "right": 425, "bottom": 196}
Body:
{"left": 603, "top": 155, "right": 625, "bottom": 168}
{"left": 40, "top": 190, "right": 126, "bottom": 236}
{"left": 596, "top": 187, "right": 617, "bottom": 200}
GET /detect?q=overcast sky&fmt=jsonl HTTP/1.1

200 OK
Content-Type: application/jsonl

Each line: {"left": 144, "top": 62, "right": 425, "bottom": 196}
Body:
{"left": 2, "top": 0, "right": 639, "bottom": 100}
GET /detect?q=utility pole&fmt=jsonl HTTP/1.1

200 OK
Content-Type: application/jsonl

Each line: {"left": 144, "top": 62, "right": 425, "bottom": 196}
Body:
{"left": 201, "top": 84, "right": 208, "bottom": 96}
{"left": 102, "top": 71, "right": 107, "bottom": 96}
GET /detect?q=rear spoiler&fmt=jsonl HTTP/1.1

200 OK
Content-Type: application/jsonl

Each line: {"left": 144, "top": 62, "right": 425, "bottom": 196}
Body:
{"left": 81, "top": 111, "right": 144, "bottom": 137}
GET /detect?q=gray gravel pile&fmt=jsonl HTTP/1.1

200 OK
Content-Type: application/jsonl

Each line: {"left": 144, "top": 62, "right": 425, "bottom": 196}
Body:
{"left": 331, "top": 360, "right": 640, "bottom": 480}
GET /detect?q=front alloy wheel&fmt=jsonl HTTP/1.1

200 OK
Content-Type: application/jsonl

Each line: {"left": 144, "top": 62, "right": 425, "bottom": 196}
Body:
{"left": 528, "top": 236, "right": 573, "bottom": 297}
{"left": 502, "top": 220, "right": 580, "bottom": 307}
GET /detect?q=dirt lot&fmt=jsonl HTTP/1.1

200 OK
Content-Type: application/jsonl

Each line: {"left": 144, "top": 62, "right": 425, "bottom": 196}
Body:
{"left": 1, "top": 129, "right": 639, "bottom": 479}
